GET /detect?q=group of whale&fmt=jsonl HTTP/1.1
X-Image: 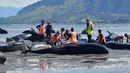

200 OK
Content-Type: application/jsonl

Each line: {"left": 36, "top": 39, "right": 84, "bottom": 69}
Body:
{"left": 0, "top": 28, "right": 130, "bottom": 64}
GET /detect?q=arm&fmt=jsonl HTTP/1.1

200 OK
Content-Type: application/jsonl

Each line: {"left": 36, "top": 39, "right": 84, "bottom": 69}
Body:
{"left": 36, "top": 25, "right": 40, "bottom": 30}
{"left": 86, "top": 22, "right": 89, "bottom": 30}
{"left": 57, "top": 35, "right": 62, "bottom": 44}
{"left": 90, "top": 22, "right": 94, "bottom": 30}
{"left": 126, "top": 37, "right": 129, "bottom": 43}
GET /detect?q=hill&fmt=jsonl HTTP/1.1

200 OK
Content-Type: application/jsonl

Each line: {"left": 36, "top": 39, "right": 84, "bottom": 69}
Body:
{"left": 1, "top": 0, "right": 130, "bottom": 24}
{"left": 0, "top": 6, "right": 22, "bottom": 17}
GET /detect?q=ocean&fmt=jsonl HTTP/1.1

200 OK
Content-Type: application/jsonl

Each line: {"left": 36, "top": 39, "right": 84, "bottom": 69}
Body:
{"left": 0, "top": 23, "right": 130, "bottom": 41}
{"left": 0, "top": 23, "right": 130, "bottom": 73}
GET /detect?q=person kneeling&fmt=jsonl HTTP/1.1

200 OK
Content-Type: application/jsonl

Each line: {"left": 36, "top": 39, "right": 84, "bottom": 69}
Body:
{"left": 95, "top": 29, "right": 106, "bottom": 45}
{"left": 70, "top": 28, "right": 78, "bottom": 44}
{"left": 50, "top": 31, "right": 60, "bottom": 47}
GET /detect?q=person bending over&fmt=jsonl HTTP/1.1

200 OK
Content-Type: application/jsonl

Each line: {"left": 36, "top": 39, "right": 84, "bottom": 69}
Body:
{"left": 50, "top": 31, "right": 60, "bottom": 47}
{"left": 95, "top": 29, "right": 106, "bottom": 45}
{"left": 57, "top": 28, "right": 65, "bottom": 44}
{"left": 124, "top": 33, "right": 130, "bottom": 43}
{"left": 64, "top": 29, "right": 71, "bottom": 42}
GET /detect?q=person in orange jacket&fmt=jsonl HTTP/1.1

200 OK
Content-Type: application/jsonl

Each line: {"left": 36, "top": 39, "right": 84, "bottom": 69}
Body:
{"left": 50, "top": 31, "right": 60, "bottom": 47}
{"left": 95, "top": 29, "right": 106, "bottom": 45}
{"left": 70, "top": 28, "right": 78, "bottom": 44}
{"left": 36, "top": 20, "right": 45, "bottom": 42}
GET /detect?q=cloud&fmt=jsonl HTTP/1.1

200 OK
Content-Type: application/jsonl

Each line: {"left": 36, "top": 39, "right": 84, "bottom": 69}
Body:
{"left": 0, "top": 0, "right": 38, "bottom": 7}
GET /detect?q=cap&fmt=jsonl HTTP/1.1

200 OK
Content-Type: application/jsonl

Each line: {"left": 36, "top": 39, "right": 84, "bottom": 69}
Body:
{"left": 47, "top": 20, "right": 51, "bottom": 24}
{"left": 86, "top": 18, "right": 90, "bottom": 21}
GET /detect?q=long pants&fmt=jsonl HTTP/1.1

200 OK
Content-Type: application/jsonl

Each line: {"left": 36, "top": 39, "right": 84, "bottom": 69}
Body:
{"left": 46, "top": 33, "right": 51, "bottom": 38}
{"left": 87, "top": 34, "right": 92, "bottom": 43}
{"left": 39, "top": 34, "right": 44, "bottom": 42}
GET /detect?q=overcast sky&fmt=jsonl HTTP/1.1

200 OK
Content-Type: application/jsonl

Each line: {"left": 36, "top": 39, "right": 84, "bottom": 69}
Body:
{"left": 0, "top": 0, "right": 39, "bottom": 7}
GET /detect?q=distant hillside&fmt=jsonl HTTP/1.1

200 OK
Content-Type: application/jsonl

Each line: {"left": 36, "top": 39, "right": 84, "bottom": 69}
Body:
{"left": 0, "top": 6, "right": 22, "bottom": 17}
{"left": 1, "top": 0, "right": 130, "bottom": 24}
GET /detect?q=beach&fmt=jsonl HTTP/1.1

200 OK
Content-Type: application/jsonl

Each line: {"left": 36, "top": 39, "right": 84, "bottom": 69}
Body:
{"left": 0, "top": 23, "right": 130, "bottom": 73}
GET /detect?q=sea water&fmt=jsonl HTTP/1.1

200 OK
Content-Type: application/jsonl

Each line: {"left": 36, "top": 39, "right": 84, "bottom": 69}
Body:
{"left": 0, "top": 23, "right": 130, "bottom": 41}
{"left": 0, "top": 23, "right": 130, "bottom": 73}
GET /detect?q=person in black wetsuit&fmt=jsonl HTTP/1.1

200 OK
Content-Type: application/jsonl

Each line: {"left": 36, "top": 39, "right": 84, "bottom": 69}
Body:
{"left": 45, "top": 20, "right": 53, "bottom": 38}
{"left": 64, "top": 29, "right": 71, "bottom": 41}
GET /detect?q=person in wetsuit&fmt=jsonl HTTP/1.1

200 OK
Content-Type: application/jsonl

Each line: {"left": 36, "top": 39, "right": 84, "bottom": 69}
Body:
{"left": 45, "top": 20, "right": 53, "bottom": 38}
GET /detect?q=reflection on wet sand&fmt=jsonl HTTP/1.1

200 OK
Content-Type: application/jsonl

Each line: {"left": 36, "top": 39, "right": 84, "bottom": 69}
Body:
{"left": 1, "top": 50, "right": 130, "bottom": 73}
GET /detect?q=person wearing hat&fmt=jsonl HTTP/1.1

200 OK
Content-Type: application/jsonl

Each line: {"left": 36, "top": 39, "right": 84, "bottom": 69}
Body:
{"left": 86, "top": 18, "right": 94, "bottom": 43}
{"left": 45, "top": 20, "right": 53, "bottom": 38}
{"left": 50, "top": 31, "right": 60, "bottom": 47}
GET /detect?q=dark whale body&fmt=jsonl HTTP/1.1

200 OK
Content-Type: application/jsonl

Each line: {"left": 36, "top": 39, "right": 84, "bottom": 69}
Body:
{"left": 26, "top": 43, "right": 109, "bottom": 55}
{"left": 106, "top": 41, "right": 130, "bottom": 50}
{"left": 0, "top": 28, "right": 8, "bottom": 34}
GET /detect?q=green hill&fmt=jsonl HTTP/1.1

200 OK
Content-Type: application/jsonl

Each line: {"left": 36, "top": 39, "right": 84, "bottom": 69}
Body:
{"left": 1, "top": 0, "right": 130, "bottom": 24}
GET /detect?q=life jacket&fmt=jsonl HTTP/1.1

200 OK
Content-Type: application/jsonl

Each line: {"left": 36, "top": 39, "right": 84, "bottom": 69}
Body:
{"left": 71, "top": 31, "right": 77, "bottom": 44}
{"left": 50, "top": 34, "right": 58, "bottom": 42}
{"left": 86, "top": 21, "right": 94, "bottom": 35}
{"left": 97, "top": 34, "right": 106, "bottom": 43}
{"left": 39, "top": 24, "right": 45, "bottom": 35}
{"left": 51, "top": 35, "right": 56, "bottom": 41}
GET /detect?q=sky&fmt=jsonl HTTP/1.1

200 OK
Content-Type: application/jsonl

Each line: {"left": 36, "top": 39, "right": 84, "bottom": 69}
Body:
{"left": 0, "top": 0, "right": 39, "bottom": 7}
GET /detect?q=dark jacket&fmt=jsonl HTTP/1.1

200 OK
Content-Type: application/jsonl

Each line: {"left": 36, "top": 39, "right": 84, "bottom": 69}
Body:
{"left": 45, "top": 25, "right": 52, "bottom": 33}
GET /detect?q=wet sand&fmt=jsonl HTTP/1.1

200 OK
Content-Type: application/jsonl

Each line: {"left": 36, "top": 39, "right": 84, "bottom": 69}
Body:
{"left": 0, "top": 49, "right": 130, "bottom": 73}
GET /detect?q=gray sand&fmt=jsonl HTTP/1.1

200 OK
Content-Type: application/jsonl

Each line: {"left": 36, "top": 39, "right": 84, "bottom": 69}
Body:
{"left": 0, "top": 49, "right": 130, "bottom": 73}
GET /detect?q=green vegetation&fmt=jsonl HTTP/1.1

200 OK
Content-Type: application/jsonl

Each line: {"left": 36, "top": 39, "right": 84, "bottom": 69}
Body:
{"left": 1, "top": 0, "right": 130, "bottom": 24}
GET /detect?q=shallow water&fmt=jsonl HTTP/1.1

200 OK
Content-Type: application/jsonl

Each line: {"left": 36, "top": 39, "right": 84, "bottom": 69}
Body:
{"left": 0, "top": 24, "right": 130, "bottom": 73}
{"left": 1, "top": 50, "right": 130, "bottom": 73}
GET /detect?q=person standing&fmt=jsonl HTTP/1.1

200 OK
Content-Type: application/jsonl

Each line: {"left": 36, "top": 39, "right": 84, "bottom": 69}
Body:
{"left": 86, "top": 18, "right": 94, "bottom": 43}
{"left": 45, "top": 20, "right": 53, "bottom": 38}
{"left": 36, "top": 20, "right": 45, "bottom": 42}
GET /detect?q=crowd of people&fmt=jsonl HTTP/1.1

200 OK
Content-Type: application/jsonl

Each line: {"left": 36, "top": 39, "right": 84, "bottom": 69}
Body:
{"left": 36, "top": 20, "right": 79, "bottom": 47}
{"left": 36, "top": 18, "right": 130, "bottom": 47}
